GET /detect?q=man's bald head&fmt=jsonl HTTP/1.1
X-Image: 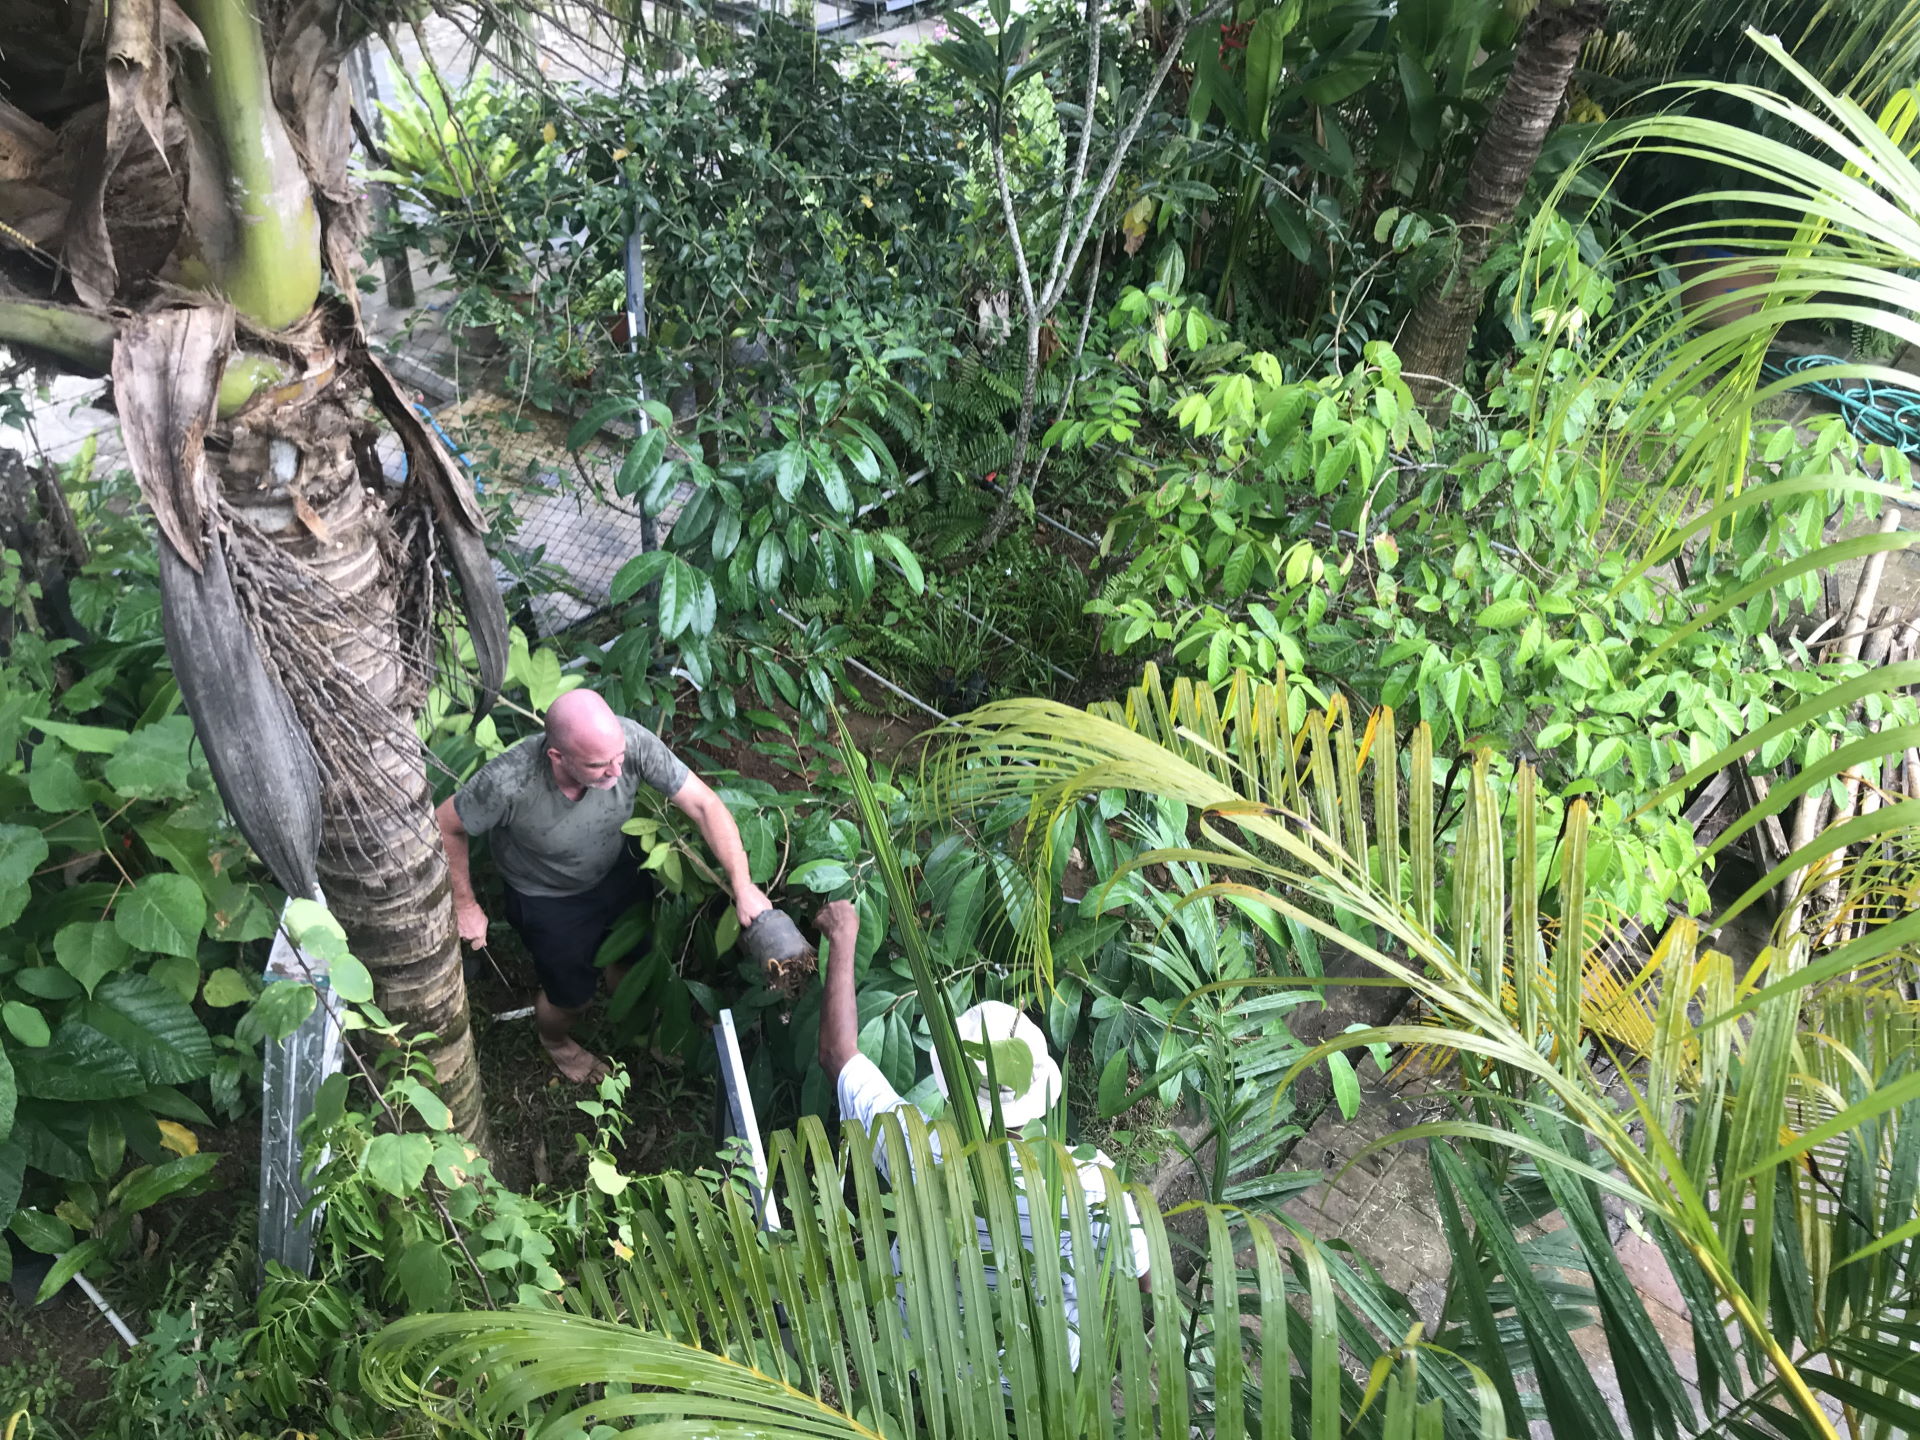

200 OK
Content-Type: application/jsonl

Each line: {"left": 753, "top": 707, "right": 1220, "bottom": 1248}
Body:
{"left": 545, "top": 689, "right": 626, "bottom": 791}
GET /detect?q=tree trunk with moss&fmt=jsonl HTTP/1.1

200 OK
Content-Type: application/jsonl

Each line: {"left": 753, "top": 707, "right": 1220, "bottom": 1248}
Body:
{"left": 1397, "top": 0, "right": 1608, "bottom": 414}
{"left": 0, "top": 0, "right": 505, "bottom": 1136}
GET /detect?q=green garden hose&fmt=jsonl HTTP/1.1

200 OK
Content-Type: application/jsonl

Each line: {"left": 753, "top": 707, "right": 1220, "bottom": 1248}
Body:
{"left": 1761, "top": 352, "right": 1920, "bottom": 460}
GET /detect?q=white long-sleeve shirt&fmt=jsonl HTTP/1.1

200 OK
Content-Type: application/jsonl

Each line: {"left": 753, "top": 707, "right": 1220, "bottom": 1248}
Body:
{"left": 836, "top": 1053, "right": 1150, "bottom": 1368}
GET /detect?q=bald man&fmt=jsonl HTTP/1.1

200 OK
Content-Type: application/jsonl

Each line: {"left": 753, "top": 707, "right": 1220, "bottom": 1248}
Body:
{"left": 436, "top": 689, "right": 770, "bottom": 1082}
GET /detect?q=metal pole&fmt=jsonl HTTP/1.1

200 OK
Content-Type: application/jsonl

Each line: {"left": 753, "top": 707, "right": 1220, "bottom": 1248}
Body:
{"left": 714, "top": 1010, "right": 781, "bottom": 1231}
{"left": 256, "top": 895, "right": 345, "bottom": 1289}
{"left": 347, "top": 42, "right": 417, "bottom": 309}
{"left": 620, "top": 173, "right": 665, "bottom": 666}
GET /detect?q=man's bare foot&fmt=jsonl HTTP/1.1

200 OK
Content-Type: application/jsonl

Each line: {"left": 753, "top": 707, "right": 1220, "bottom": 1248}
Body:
{"left": 541, "top": 1036, "right": 609, "bottom": 1084}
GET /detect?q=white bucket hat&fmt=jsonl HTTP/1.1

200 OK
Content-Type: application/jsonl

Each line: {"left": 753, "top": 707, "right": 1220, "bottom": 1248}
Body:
{"left": 931, "top": 1000, "right": 1062, "bottom": 1130}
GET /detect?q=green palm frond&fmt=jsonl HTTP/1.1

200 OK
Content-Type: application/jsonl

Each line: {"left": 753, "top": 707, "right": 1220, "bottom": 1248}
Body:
{"left": 926, "top": 665, "right": 1920, "bottom": 1440}
{"left": 363, "top": 1109, "right": 1512, "bottom": 1439}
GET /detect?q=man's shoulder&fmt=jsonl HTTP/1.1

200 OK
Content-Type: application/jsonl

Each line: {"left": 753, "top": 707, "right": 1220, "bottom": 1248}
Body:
{"left": 467, "top": 735, "right": 544, "bottom": 797}
{"left": 620, "top": 716, "right": 689, "bottom": 796}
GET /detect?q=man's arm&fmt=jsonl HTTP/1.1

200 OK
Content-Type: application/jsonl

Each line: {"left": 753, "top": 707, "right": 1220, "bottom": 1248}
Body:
{"left": 816, "top": 898, "right": 861, "bottom": 1081}
{"left": 669, "top": 773, "right": 773, "bottom": 926}
{"left": 435, "top": 797, "right": 489, "bottom": 947}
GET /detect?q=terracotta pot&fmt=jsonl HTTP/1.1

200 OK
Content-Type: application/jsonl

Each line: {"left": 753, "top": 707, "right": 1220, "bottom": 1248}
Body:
{"left": 1674, "top": 246, "right": 1777, "bottom": 328}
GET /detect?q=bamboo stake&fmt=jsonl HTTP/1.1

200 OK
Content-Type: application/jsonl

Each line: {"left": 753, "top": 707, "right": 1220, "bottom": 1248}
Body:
{"left": 1859, "top": 605, "right": 1898, "bottom": 671}
{"left": 1785, "top": 510, "right": 1903, "bottom": 932}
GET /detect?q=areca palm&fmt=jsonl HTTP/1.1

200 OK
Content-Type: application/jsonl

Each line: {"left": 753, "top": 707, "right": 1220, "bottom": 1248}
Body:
{"left": 364, "top": 1093, "right": 1525, "bottom": 1437}
{"left": 0, "top": 1, "right": 507, "bottom": 1128}
{"left": 1515, "top": 28, "right": 1920, "bottom": 936}
{"left": 1397, "top": 2, "right": 1920, "bottom": 408}
{"left": 926, "top": 665, "right": 1920, "bottom": 1440}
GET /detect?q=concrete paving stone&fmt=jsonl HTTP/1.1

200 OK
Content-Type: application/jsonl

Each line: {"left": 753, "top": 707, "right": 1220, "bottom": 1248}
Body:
{"left": 1403, "top": 1279, "right": 1449, "bottom": 1331}
{"left": 1614, "top": 1230, "right": 1689, "bottom": 1318}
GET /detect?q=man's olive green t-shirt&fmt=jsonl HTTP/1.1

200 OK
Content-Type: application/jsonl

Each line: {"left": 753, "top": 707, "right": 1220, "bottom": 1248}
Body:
{"left": 453, "top": 718, "right": 690, "bottom": 898}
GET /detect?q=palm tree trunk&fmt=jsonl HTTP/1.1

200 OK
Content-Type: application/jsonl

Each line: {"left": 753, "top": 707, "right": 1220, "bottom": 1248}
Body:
{"left": 213, "top": 381, "right": 487, "bottom": 1142}
{"left": 1398, "top": 0, "right": 1607, "bottom": 413}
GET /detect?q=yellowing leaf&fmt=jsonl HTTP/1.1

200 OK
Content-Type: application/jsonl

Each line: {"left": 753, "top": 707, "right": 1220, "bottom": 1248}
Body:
{"left": 860, "top": 193, "right": 873, "bottom": 208}
{"left": 611, "top": 1239, "right": 634, "bottom": 1259}
{"left": 157, "top": 1120, "right": 198, "bottom": 1157}
{"left": 542, "top": 122, "right": 557, "bottom": 144}
{"left": 612, "top": 147, "right": 630, "bottom": 161}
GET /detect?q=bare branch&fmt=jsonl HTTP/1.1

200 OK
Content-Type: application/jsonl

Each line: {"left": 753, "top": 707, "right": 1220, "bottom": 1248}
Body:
{"left": 1043, "top": 0, "right": 1231, "bottom": 312}
{"left": 993, "top": 136, "right": 1041, "bottom": 327}
{"left": 1040, "top": 0, "right": 1103, "bottom": 305}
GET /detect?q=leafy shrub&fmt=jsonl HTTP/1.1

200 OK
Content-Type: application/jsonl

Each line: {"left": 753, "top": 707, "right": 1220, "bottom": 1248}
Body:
{"left": 1068, "top": 286, "right": 1911, "bottom": 920}
{"left": 0, "top": 453, "right": 279, "bottom": 1290}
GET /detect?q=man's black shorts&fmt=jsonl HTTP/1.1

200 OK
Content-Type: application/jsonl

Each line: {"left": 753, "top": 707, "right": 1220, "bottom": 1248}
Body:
{"left": 501, "top": 856, "right": 652, "bottom": 1010}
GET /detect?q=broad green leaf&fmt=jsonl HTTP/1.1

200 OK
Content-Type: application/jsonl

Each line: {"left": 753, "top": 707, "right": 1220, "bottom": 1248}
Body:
{"left": 201, "top": 968, "right": 253, "bottom": 1008}
{"left": 565, "top": 394, "right": 635, "bottom": 450}
{"left": 101, "top": 717, "right": 196, "bottom": 800}
{"left": 363, "top": 1132, "right": 434, "bottom": 1196}
{"left": 1, "top": 1002, "right": 50, "bottom": 1049}
{"left": 588, "top": 1155, "right": 629, "bottom": 1195}
{"left": 26, "top": 745, "right": 90, "bottom": 813}
{"left": 755, "top": 533, "right": 787, "bottom": 593}
{"left": 23, "top": 717, "right": 127, "bottom": 753}
{"left": 10, "top": 1206, "right": 73, "bottom": 1254}
{"left": 394, "top": 1241, "right": 454, "bottom": 1312}
{"left": 609, "top": 550, "right": 671, "bottom": 604}
{"left": 0, "top": 825, "right": 48, "bottom": 928}
{"left": 397, "top": 1079, "right": 452, "bottom": 1132}
{"left": 11, "top": 1020, "right": 145, "bottom": 1101}
{"left": 89, "top": 1107, "right": 124, "bottom": 1178}
{"left": 309, "top": 1073, "right": 351, "bottom": 1132}
{"left": 53, "top": 921, "right": 131, "bottom": 996}
{"left": 110, "top": 1152, "right": 218, "bottom": 1215}
{"left": 35, "top": 1237, "right": 105, "bottom": 1305}
{"left": 773, "top": 442, "right": 807, "bottom": 501}
{"left": 330, "top": 952, "right": 375, "bottom": 1006}
{"left": 616, "top": 427, "right": 669, "bottom": 499}
{"left": 657, "top": 557, "right": 717, "bottom": 641}
{"left": 813, "top": 453, "right": 853, "bottom": 514}
{"left": 877, "top": 534, "right": 924, "bottom": 594}
{"left": 1327, "top": 1051, "right": 1361, "bottom": 1119}
{"left": 1476, "top": 597, "right": 1531, "bottom": 629}
{"left": 283, "top": 897, "right": 350, "bottom": 961}
{"left": 11, "top": 968, "right": 80, "bottom": 1001}
{"left": 237, "top": 981, "right": 317, "bottom": 1045}
{"left": 113, "top": 874, "right": 207, "bottom": 959}
{"left": 146, "top": 955, "right": 201, "bottom": 1003}
{"left": 787, "top": 859, "right": 851, "bottom": 893}
{"left": 0, "top": 1139, "right": 23, "bottom": 1228}
{"left": 87, "top": 973, "right": 216, "bottom": 1084}
{"left": 1097, "top": 1048, "right": 1130, "bottom": 1118}
{"left": 0, "top": 1048, "right": 13, "bottom": 1144}
{"left": 960, "top": 1036, "right": 1033, "bottom": 1097}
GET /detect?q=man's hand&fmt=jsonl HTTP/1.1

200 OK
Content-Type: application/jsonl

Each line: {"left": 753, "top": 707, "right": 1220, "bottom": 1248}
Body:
{"left": 734, "top": 882, "right": 773, "bottom": 928}
{"left": 454, "top": 898, "right": 490, "bottom": 948}
{"left": 817, "top": 899, "right": 858, "bottom": 955}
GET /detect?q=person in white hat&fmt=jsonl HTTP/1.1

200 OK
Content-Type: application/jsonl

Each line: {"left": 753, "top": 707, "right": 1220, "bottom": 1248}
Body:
{"left": 815, "top": 898, "right": 1151, "bottom": 1356}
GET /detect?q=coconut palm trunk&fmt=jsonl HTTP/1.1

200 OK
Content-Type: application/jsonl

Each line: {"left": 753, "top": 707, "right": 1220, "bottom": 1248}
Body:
{"left": 1397, "top": 0, "right": 1607, "bottom": 413}
{"left": 0, "top": 0, "right": 506, "bottom": 1135}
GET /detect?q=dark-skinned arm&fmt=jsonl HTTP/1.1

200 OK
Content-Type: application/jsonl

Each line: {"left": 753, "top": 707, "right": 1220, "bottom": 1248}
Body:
{"left": 816, "top": 898, "right": 861, "bottom": 1081}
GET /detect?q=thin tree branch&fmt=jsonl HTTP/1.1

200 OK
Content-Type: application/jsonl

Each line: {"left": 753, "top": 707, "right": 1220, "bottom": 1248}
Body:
{"left": 1040, "top": 0, "right": 1103, "bottom": 305}
{"left": 993, "top": 136, "right": 1041, "bottom": 328}
{"left": 1044, "top": 0, "right": 1230, "bottom": 312}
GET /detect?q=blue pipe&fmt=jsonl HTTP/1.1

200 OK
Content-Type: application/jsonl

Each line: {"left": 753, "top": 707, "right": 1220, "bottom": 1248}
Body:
{"left": 395, "top": 401, "right": 485, "bottom": 493}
